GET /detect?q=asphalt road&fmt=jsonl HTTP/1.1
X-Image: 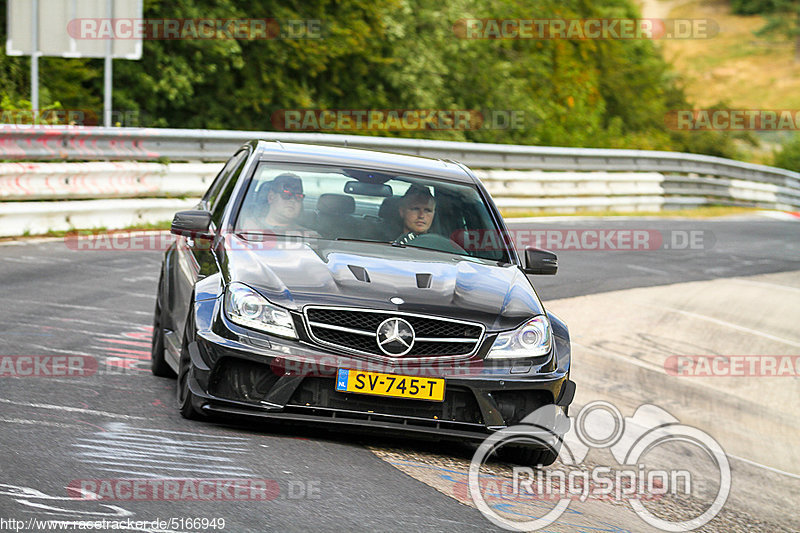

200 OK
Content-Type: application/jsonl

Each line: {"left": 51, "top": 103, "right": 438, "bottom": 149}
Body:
{"left": 0, "top": 217, "right": 798, "bottom": 533}
{"left": 515, "top": 217, "right": 800, "bottom": 300}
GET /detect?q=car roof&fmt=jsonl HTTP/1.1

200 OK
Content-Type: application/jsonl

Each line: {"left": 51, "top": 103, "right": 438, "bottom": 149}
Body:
{"left": 252, "top": 140, "right": 475, "bottom": 183}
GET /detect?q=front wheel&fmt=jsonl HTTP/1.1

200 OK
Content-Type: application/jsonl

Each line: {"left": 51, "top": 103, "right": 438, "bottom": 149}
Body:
{"left": 499, "top": 443, "right": 560, "bottom": 467}
{"left": 176, "top": 328, "right": 202, "bottom": 420}
{"left": 151, "top": 296, "right": 176, "bottom": 378}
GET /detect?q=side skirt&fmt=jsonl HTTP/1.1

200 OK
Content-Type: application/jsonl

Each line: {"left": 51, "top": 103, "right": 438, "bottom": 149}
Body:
{"left": 164, "top": 329, "right": 180, "bottom": 373}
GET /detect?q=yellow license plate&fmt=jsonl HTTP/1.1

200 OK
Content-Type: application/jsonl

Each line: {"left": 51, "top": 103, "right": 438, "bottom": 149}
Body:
{"left": 335, "top": 369, "right": 445, "bottom": 401}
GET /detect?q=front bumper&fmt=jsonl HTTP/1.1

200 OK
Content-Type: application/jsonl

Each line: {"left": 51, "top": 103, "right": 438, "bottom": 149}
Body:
{"left": 185, "top": 305, "right": 574, "bottom": 443}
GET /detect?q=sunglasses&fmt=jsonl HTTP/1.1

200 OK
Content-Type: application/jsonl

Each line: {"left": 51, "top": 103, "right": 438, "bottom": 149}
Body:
{"left": 277, "top": 189, "right": 305, "bottom": 201}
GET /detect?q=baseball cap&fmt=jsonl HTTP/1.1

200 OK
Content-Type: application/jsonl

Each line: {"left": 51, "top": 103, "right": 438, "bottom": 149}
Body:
{"left": 270, "top": 173, "right": 303, "bottom": 194}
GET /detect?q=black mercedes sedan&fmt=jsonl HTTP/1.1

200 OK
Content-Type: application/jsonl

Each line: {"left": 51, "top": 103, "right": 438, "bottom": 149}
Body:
{"left": 151, "top": 140, "right": 574, "bottom": 465}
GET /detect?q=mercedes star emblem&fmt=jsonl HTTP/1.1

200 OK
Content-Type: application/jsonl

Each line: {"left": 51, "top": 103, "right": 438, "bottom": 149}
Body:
{"left": 376, "top": 317, "right": 415, "bottom": 357}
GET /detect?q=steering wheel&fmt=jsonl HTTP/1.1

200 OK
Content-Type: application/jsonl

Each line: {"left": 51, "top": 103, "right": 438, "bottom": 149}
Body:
{"left": 403, "top": 233, "right": 466, "bottom": 254}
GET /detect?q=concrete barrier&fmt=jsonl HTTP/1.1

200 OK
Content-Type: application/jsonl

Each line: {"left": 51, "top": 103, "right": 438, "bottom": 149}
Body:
{"left": 0, "top": 198, "right": 198, "bottom": 237}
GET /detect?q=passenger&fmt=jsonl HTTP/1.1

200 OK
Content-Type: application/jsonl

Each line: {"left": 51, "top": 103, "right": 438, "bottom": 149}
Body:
{"left": 395, "top": 185, "right": 436, "bottom": 245}
{"left": 263, "top": 173, "right": 305, "bottom": 229}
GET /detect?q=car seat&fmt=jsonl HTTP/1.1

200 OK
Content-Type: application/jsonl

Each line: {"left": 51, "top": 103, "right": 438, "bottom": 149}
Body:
{"left": 315, "top": 193, "right": 357, "bottom": 239}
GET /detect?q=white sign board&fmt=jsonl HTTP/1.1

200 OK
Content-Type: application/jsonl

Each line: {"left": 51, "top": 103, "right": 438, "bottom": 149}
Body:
{"left": 6, "top": 0, "right": 142, "bottom": 59}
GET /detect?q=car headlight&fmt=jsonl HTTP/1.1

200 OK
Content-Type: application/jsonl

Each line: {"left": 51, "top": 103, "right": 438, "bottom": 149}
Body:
{"left": 225, "top": 283, "right": 297, "bottom": 339}
{"left": 487, "top": 315, "right": 552, "bottom": 359}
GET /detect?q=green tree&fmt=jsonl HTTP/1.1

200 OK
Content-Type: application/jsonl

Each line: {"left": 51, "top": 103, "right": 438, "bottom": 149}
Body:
{"left": 774, "top": 134, "right": 800, "bottom": 171}
{"left": 730, "top": 0, "right": 800, "bottom": 62}
{"left": 0, "top": 0, "right": 744, "bottom": 161}
{"left": 756, "top": 0, "right": 800, "bottom": 62}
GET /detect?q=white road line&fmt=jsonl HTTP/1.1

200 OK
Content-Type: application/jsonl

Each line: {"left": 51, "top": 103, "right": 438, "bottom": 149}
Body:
{"left": 0, "top": 417, "right": 80, "bottom": 429}
{"left": 0, "top": 257, "right": 42, "bottom": 263}
{"left": 74, "top": 456, "right": 251, "bottom": 472}
{"left": 728, "top": 453, "right": 800, "bottom": 479}
{"left": 637, "top": 303, "right": 800, "bottom": 349}
{"left": 729, "top": 277, "right": 800, "bottom": 294}
{"left": 0, "top": 398, "right": 146, "bottom": 420}
{"left": 0, "top": 237, "right": 64, "bottom": 246}
{"left": 101, "top": 423, "right": 251, "bottom": 439}
{"left": 16, "top": 343, "right": 95, "bottom": 357}
{"left": 78, "top": 438, "right": 249, "bottom": 451}
{"left": 626, "top": 264, "right": 669, "bottom": 276}
{"left": 572, "top": 341, "right": 666, "bottom": 374}
{"left": 21, "top": 300, "right": 151, "bottom": 316}
{"left": 52, "top": 316, "right": 149, "bottom": 328}
{"left": 73, "top": 445, "right": 248, "bottom": 462}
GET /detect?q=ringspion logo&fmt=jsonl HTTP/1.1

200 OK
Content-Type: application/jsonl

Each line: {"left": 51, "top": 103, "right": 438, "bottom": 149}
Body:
{"left": 469, "top": 402, "right": 730, "bottom": 531}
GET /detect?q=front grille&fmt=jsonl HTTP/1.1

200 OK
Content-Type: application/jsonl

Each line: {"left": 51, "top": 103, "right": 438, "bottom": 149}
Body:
{"left": 289, "top": 377, "right": 483, "bottom": 425}
{"left": 304, "top": 307, "right": 484, "bottom": 358}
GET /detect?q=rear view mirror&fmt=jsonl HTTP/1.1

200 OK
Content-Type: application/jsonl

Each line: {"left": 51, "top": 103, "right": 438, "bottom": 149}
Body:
{"left": 523, "top": 248, "right": 558, "bottom": 275}
{"left": 344, "top": 181, "right": 393, "bottom": 197}
{"left": 171, "top": 210, "right": 213, "bottom": 239}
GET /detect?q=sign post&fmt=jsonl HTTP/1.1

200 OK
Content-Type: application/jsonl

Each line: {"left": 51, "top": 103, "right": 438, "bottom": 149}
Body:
{"left": 104, "top": 0, "right": 113, "bottom": 127}
{"left": 6, "top": 0, "right": 143, "bottom": 125}
{"left": 30, "top": 0, "right": 39, "bottom": 113}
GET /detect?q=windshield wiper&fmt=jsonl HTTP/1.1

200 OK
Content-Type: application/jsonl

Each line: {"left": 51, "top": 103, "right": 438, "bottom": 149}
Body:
{"left": 334, "top": 237, "right": 393, "bottom": 245}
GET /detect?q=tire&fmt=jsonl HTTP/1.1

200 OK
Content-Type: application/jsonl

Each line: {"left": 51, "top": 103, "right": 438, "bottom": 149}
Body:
{"left": 500, "top": 405, "right": 569, "bottom": 467}
{"left": 176, "top": 323, "right": 203, "bottom": 420}
{"left": 499, "top": 442, "right": 560, "bottom": 467}
{"left": 151, "top": 295, "right": 176, "bottom": 378}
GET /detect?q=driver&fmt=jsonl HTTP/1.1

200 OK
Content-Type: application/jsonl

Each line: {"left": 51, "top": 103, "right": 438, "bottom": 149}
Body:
{"left": 395, "top": 185, "right": 436, "bottom": 245}
{"left": 264, "top": 173, "right": 305, "bottom": 228}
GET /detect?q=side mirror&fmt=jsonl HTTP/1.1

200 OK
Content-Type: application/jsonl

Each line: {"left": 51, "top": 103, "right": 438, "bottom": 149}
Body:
{"left": 171, "top": 210, "right": 213, "bottom": 239}
{"left": 523, "top": 248, "right": 558, "bottom": 275}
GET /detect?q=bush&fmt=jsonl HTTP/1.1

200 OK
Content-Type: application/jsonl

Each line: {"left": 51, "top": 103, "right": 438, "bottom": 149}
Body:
{"left": 773, "top": 135, "right": 800, "bottom": 172}
{"left": 730, "top": 0, "right": 777, "bottom": 15}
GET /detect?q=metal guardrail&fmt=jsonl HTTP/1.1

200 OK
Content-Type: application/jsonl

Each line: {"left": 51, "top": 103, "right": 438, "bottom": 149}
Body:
{"left": 0, "top": 162, "right": 217, "bottom": 201}
{"left": 2, "top": 125, "right": 799, "bottom": 186}
{"left": 1, "top": 126, "right": 799, "bottom": 237}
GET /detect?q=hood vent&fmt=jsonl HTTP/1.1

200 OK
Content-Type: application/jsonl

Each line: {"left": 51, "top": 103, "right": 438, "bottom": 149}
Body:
{"left": 347, "top": 265, "right": 371, "bottom": 282}
{"left": 415, "top": 273, "right": 432, "bottom": 289}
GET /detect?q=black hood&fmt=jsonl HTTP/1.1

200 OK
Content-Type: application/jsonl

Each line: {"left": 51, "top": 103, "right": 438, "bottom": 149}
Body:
{"left": 221, "top": 235, "right": 543, "bottom": 331}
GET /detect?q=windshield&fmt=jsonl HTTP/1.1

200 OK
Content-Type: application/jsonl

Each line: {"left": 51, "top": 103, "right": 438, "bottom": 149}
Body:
{"left": 233, "top": 162, "right": 511, "bottom": 262}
